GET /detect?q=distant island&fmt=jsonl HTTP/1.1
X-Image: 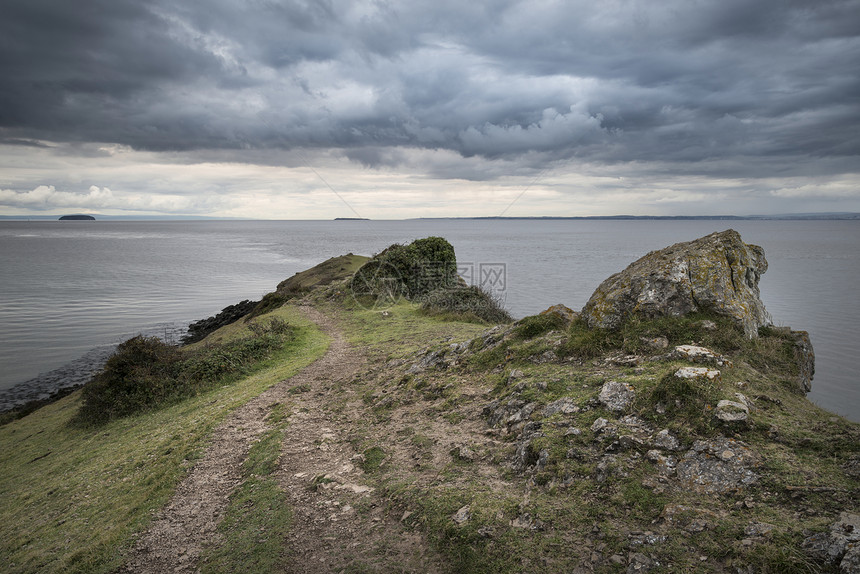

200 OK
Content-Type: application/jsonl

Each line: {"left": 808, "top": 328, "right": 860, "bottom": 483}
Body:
{"left": 334, "top": 217, "right": 369, "bottom": 220}
{"left": 59, "top": 214, "right": 96, "bottom": 221}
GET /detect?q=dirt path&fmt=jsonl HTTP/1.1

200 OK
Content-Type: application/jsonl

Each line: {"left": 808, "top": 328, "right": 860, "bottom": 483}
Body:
{"left": 121, "top": 305, "right": 445, "bottom": 573}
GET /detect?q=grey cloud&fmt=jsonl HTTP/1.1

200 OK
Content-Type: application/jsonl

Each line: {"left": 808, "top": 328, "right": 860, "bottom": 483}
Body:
{"left": 0, "top": 0, "right": 857, "bottom": 184}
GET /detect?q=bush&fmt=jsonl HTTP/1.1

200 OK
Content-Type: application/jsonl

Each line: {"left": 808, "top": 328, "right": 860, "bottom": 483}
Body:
{"left": 350, "top": 236, "right": 459, "bottom": 300}
{"left": 73, "top": 320, "right": 295, "bottom": 426}
{"left": 75, "top": 336, "right": 183, "bottom": 424}
{"left": 420, "top": 286, "right": 513, "bottom": 324}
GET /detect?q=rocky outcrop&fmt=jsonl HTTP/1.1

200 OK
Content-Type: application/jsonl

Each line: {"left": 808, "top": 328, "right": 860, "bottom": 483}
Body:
{"left": 802, "top": 513, "right": 860, "bottom": 573}
{"left": 581, "top": 230, "right": 772, "bottom": 337}
{"left": 791, "top": 329, "right": 815, "bottom": 394}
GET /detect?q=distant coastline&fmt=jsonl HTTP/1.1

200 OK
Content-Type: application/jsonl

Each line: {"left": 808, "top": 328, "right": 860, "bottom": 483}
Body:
{"left": 1, "top": 212, "right": 858, "bottom": 221}
{"left": 413, "top": 212, "right": 860, "bottom": 221}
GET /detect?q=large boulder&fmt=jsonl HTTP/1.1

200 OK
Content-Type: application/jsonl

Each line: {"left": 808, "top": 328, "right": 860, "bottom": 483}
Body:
{"left": 581, "top": 230, "right": 772, "bottom": 337}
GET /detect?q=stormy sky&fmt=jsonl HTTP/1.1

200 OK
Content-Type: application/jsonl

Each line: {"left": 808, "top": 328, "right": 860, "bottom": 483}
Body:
{"left": 1, "top": 0, "right": 859, "bottom": 218}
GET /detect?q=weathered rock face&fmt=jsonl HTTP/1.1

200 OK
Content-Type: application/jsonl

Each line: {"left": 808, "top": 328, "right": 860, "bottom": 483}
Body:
{"left": 581, "top": 230, "right": 772, "bottom": 337}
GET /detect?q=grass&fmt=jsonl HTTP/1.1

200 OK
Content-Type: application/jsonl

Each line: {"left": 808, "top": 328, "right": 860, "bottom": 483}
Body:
{"left": 0, "top": 305, "right": 328, "bottom": 574}
{"left": 200, "top": 403, "right": 294, "bottom": 574}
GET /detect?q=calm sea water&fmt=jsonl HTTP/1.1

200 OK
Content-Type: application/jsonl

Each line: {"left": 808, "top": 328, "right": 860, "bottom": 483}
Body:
{"left": 1, "top": 219, "right": 857, "bottom": 421}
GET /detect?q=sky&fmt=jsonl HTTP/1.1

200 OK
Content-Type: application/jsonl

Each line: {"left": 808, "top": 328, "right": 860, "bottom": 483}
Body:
{"left": 1, "top": 0, "right": 859, "bottom": 219}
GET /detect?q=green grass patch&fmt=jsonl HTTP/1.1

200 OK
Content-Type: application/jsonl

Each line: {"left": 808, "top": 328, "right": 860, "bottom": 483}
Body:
{"left": 200, "top": 402, "right": 293, "bottom": 573}
{"left": 0, "top": 306, "right": 327, "bottom": 574}
{"left": 419, "top": 286, "right": 513, "bottom": 325}
{"left": 360, "top": 446, "right": 387, "bottom": 474}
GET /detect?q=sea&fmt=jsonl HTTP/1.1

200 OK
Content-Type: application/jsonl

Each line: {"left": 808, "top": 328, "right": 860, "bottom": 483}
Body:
{"left": 1, "top": 219, "right": 858, "bottom": 421}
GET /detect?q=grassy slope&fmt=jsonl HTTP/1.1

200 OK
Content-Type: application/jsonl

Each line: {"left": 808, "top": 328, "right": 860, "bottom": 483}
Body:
{"left": 0, "top": 306, "right": 328, "bottom": 574}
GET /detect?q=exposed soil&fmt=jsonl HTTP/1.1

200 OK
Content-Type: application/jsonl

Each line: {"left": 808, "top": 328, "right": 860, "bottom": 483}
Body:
{"left": 120, "top": 305, "right": 445, "bottom": 573}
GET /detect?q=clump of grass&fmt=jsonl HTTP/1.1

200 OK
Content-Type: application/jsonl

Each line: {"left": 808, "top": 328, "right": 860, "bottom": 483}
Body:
{"left": 360, "top": 446, "right": 386, "bottom": 473}
{"left": 513, "top": 312, "right": 566, "bottom": 339}
{"left": 73, "top": 319, "right": 296, "bottom": 426}
{"left": 420, "top": 286, "right": 513, "bottom": 324}
{"left": 562, "top": 318, "right": 623, "bottom": 359}
{"left": 639, "top": 368, "right": 723, "bottom": 436}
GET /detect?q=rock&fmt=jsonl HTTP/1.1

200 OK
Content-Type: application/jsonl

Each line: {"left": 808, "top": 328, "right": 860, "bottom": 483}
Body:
{"left": 802, "top": 513, "right": 860, "bottom": 572}
{"left": 674, "top": 366, "right": 721, "bottom": 382}
{"left": 715, "top": 399, "right": 750, "bottom": 423}
{"left": 675, "top": 437, "right": 759, "bottom": 493}
{"left": 744, "top": 521, "right": 775, "bottom": 538}
{"left": 581, "top": 230, "right": 772, "bottom": 337}
{"left": 591, "top": 417, "right": 617, "bottom": 436}
{"left": 599, "top": 381, "right": 636, "bottom": 412}
{"left": 641, "top": 336, "right": 669, "bottom": 350}
{"left": 543, "top": 397, "right": 580, "bottom": 417}
{"left": 671, "top": 345, "right": 731, "bottom": 367}
{"left": 652, "top": 429, "right": 681, "bottom": 451}
{"left": 646, "top": 450, "right": 677, "bottom": 473}
{"left": 452, "top": 505, "right": 471, "bottom": 524}
{"left": 791, "top": 329, "right": 815, "bottom": 394}
{"left": 539, "top": 303, "right": 579, "bottom": 326}
{"left": 843, "top": 546, "right": 860, "bottom": 574}
{"left": 627, "top": 552, "right": 655, "bottom": 573}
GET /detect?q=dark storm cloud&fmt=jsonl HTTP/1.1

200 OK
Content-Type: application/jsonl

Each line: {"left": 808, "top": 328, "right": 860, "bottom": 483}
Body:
{"left": 1, "top": 0, "right": 858, "bottom": 179}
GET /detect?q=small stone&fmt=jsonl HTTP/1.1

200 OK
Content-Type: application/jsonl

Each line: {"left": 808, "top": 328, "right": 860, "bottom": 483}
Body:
{"left": 452, "top": 505, "right": 471, "bottom": 524}
{"left": 626, "top": 552, "right": 654, "bottom": 573}
{"left": 641, "top": 336, "right": 669, "bottom": 350}
{"left": 715, "top": 400, "right": 749, "bottom": 422}
{"left": 653, "top": 429, "right": 681, "bottom": 451}
{"left": 674, "top": 366, "right": 721, "bottom": 381}
{"left": 744, "top": 522, "right": 775, "bottom": 538}
{"left": 599, "top": 381, "right": 636, "bottom": 412}
{"left": 543, "top": 397, "right": 580, "bottom": 417}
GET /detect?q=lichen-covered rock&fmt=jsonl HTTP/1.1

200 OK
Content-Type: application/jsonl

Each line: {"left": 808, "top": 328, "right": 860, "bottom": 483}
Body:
{"left": 674, "top": 366, "right": 721, "bottom": 382}
{"left": 791, "top": 329, "right": 815, "bottom": 393}
{"left": 539, "top": 303, "right": 579, "bottom": 326}
{"left": 581, "top": 230, "right": 772, "bottom": 337}
{"left": 599, "top": 381, "right": 636, "bottom": 412}
{"left": 543, "top": 397, "right": 580, "bottom": 417}
{"left": 652, "top": 429, "right": 681, "bottom": 451}
{"left": 715, "top": 399, "right": 750, "bottom": 422}
{"left": 802, "top": 513, "right": 860, "bottom": 573}
{"left": 675, "top": 437, "right": 759, "bottom": 493}
{"left": 671, "top": 345, "right": 731, "bottom": 367}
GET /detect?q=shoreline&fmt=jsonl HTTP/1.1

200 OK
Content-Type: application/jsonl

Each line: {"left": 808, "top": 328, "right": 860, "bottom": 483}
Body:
{"left": 0, "top": 344, "right": 116, "bottom": 415}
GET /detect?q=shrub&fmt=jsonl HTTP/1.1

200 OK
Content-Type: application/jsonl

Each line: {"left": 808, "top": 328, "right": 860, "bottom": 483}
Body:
{"left": 75, "top": 336, "right": 183, "bottom": 424}
{"left": 350, "top": 236, "right": 459, "bottom": 300}
{"left": 73, "top": 320, "right": 295, "bottom": 426}
{"left": 420, "top": 286, "right": 513, "bottom": 324}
